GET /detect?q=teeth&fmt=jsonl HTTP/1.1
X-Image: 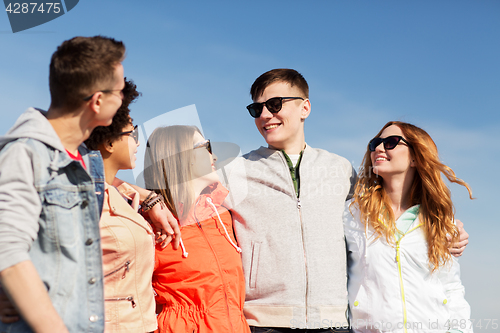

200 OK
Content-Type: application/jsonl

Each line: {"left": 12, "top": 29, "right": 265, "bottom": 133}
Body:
{"left": 376, "top": 157, "right": 388, "bottom": 161}
{"left": 265, "top": 124, "right": 279, "bottom": 130}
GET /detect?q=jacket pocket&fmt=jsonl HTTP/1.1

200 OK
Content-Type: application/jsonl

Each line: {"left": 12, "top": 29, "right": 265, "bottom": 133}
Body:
{"left": 104, "top": 260, "right": 131, "bottom": 280}
{"left": 105, "top": 296, "right": 137, "bottom": 323}
{"left": 249, "top": 242, "right": 261, "bottom": 289}
{"left": 40, "top": 189, "right": 82, "bottom": 247}
{"left": 105, "top": 296, "right": 136, "bottom": 308}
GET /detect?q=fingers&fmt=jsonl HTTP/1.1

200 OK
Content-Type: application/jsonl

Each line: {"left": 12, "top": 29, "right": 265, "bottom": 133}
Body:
{"left": 0, "top": 307, "right": 19, "bottom": 316}
{"left": 155, "top": 223, "right": 175, "bottom": 249}
{"left": 458, "top": 228, "right": 469, "bottom": 243}
{"left": 447, "top": 218, "right": 469, "bottom": 257}
{"left": 450, "top": 237, "right": 469, "bottom": 257}
{"left": 155, "top": 231, "right": 166, "bottom": 243}
{"left": 450, "top": 245, "right": 466, "bottom": 257}
{"left": 0, "top": 292, "right": 20, "bottom": 324}
{"left": 456, "top": 238, "right": 469, "bottom": 248}
{"left": 0, "top": 314, "right": 20, "bottom": 324}
{"left": 161, "top": 235, "right": 173, "bottom": 249}
{"left": 165, "top": 209, "right": 180, "bottom": 250}
{"left": 148, "top": 202, "right": 181, "bottom": 249}
{"left": 153, "top": 231, "right": 170, "bottom": 248}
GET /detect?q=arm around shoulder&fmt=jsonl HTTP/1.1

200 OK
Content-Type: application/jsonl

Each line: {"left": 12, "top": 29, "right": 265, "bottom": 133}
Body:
{"left": 114, "top": 177, "right": 181, "bottom": 249}
{"left": 450, "top": 219, "right": 469, "bottom": 257}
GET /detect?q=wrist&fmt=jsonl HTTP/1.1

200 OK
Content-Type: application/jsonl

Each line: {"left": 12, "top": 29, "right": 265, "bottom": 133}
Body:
{"left": 141, "top": 192, "right": 164, "bottom": 212}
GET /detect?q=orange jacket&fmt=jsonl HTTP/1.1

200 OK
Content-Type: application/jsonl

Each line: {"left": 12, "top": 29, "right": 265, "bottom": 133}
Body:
{"left": 152, "top": 182, "right": 250, "bottom": 333}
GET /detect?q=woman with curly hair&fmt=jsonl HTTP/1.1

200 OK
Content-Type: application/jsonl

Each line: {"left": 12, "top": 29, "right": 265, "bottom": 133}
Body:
{"left": 85, "top": 79, "right": 157, "bottom": 333}
{"left": 344, "top": 121, "right": 473, "bottom": 333}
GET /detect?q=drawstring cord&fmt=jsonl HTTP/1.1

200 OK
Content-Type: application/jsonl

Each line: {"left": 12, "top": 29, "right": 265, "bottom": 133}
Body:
{"left": 206, "top": 197, "right": 242, "bottom": 253}
{"left": 183, "top": 194, "right": 242, "bottom": 259}
{"left": 179, "top": 237, "right": 188, "bottom": 258}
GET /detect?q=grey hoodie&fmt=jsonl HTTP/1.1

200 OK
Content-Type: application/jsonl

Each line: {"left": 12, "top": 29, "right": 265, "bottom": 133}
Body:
{"left": 0, "top": 107, "right": 65, "bottom": 269}
{"left": 221, "top": 145, "right": 356, "bottom": 329}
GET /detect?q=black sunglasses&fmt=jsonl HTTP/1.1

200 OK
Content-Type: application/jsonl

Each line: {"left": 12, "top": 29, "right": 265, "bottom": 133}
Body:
{"left": 83, "top": 89, "right": 124, "bottom": 102}
{"left": 368, "top": 135, "right": 411, "bottom": 152}
{"left": 246, "top": 97, "right": 304, "bottom": 118}
{"left": 193, "top": 139, "right": 212, "bottom": 154}
{"left": 119, "top": 125, "right": 139, "bottom": 144}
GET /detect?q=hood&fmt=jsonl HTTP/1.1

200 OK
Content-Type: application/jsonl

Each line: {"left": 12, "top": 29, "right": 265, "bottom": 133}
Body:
{"left": 190, "top": 181, "right": 229, "bottom": 221}
{"left": 0, "top": 108, "right": 65, "bottom": 152}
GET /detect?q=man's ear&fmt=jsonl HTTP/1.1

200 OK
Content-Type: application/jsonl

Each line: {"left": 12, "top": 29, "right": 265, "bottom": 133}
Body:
{"left": 86, "top": 92, "right": 103, "bottom": 115}
{"left": 301, "top": 99, "right": 311, "bottom": 120}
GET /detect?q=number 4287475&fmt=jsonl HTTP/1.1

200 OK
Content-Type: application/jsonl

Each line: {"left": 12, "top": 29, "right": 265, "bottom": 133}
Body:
{"left": 5, "top": 3, "right": 61, "bottom": 14}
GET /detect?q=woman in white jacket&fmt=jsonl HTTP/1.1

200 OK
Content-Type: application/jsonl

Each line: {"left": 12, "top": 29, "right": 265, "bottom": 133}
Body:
{"left": 344, "top": 121, "right": 473, "bottom": 333}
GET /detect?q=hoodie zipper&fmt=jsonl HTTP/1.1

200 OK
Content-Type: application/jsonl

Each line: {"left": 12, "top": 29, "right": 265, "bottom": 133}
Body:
{"left": 282, "top": 152, "right": 309, "bottom": 325}
{"left": 104, "top": 260, "right": 131, "bottom": 279}
{"left": 297, "top": 197, "right": 309, "bottom": 324}
{"left": 394, "top": 224, "right": 422, "bottom": 333}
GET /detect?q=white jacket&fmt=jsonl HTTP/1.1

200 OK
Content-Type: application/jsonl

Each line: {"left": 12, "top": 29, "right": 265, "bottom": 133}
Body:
{"left": 343, "top": 200, "right": 472, "bottom": 333}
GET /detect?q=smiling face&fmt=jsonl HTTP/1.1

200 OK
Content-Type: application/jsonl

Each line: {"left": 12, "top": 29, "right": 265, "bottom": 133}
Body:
{"left": 370, "top": 125, "right": 415, "bottom": 181}
{"left": 253, "top": 81, "right": 310, "bottom": 154}
{"left": 191, "top": 131, "right": 219, "bottom": 190}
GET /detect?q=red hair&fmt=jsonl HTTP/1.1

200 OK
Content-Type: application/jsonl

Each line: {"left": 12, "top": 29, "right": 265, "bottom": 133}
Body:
{"left": 352, "top": 121, "right": 473, "bottom": 271}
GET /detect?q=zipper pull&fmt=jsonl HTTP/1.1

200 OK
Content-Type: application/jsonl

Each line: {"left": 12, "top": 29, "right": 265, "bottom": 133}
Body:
{"left": 127, "top": 296, "right": 136, "bottom": 308}
{"left": 297, "top": 198, "right": 301, "bottom": 209}
{"left": 395, "top": 243, "right": 400, "bottom": 263}
{"left": 122, "top": 260, "right": 131, "bottom": 279}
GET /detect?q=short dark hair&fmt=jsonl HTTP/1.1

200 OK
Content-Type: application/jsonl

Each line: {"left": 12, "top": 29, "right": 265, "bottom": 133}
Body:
{"left": 250, "top": 68, "right": 309, "bottom": 101}
{"left": 85, "top": 79, "right": 140, "bottom": 150}
{"left": 49, "top": 36, "right": 126, "bottom": 110}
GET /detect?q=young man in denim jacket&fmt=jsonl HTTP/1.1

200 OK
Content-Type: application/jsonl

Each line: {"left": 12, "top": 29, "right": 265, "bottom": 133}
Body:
{"left": 0, "top": 36, "right": 126, "bottom": 333}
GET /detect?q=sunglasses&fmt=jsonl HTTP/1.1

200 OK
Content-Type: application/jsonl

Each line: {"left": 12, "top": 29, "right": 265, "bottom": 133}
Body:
{"left": 119, "top": 125, "right": 139, "bottom": 144}
{"left": 83, "top": 88, "right": 124, "bottom": 102}
{"left": 246, "top": 97, "right": 304, "bottom": 118}
{"left": 368, "top": 135, "right": 411, "bottom": 152}
{"left": 193, "top": 139, "right": 212, "bottom": 154}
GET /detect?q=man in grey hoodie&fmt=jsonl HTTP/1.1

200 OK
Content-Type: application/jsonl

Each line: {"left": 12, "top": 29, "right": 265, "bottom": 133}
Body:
{"left": 0, "top": 36, "right": 125, "bottom": 333}
{"left": 220, "top": 68, "right": 355, "bottom": 332}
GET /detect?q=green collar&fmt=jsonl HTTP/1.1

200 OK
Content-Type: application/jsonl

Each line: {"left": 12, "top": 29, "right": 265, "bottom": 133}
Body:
{"left": 281, "top": 150, "right": 304, "bottom": 198}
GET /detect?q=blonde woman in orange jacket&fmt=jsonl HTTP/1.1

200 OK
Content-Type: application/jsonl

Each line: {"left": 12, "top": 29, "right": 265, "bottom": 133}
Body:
{"left": 143, "top": 125, "right": 250, "bottom": 333}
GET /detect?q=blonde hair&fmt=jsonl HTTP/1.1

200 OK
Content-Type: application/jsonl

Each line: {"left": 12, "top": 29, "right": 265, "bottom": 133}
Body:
{"left": 352, "top": 121, "right": 473, "bottom": 271}
{"left": 144, "top": 125, "right": 201, "bottom": 220}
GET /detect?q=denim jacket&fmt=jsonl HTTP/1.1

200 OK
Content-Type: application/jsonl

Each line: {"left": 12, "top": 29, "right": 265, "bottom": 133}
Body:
{"left": 0, "top": 108, "right": 105, "bottom": 333}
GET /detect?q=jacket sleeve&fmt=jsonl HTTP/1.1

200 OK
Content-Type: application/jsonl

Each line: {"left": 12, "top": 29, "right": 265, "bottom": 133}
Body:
{"left": 439, "top": 257, "right": 473, "bottom": 333}
{"left": 346, "top": 165, "right": 357, "bottom": 201}
{"left": 0, "top": 141, "right": 42, "bottom": 272}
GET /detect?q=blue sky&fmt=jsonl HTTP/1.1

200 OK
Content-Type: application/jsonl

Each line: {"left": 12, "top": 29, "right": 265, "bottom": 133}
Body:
{"left": 1, "top": 0, "right": 499, "bottom": 329}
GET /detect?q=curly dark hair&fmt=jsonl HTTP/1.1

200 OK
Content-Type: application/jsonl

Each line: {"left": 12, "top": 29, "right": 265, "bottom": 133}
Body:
{"left": 85, "top": 78, "right": 141, "bottom": 150}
